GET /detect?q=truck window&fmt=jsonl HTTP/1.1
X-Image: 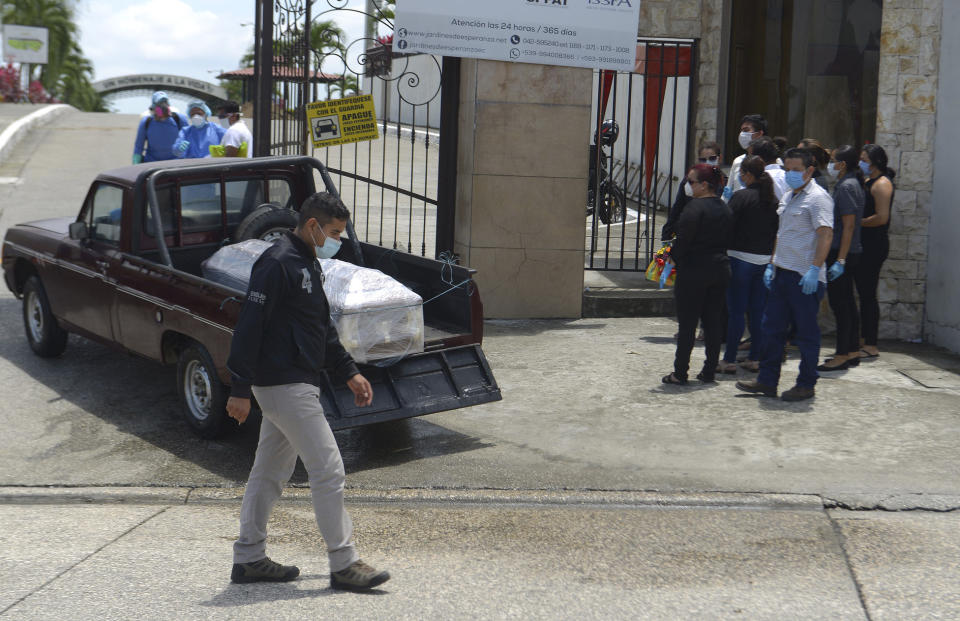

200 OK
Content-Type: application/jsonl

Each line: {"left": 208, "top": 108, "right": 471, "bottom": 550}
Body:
{"left": 268, "top": 178, "right": 295, "bottom": 209}
{"left": 180, "top": 181, "right": 222, "bottom": 232}
{"left": 89, "top": 184, "right": 123, "bottom": 245}
{"left": 225, "top": 179, "right": 265, "bottom": 227}
{"left": 143, "top": 185, "right": 177, "bottom": 238}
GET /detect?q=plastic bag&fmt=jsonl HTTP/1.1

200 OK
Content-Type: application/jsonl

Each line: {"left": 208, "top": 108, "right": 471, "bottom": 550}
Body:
{"left": 201, "top": 239, "right": 272, "bottom": 291}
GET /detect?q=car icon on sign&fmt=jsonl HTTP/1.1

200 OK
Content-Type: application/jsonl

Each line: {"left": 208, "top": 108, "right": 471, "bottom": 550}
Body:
{"left": 314, "top": 118, "right": 338, "bottom": 139}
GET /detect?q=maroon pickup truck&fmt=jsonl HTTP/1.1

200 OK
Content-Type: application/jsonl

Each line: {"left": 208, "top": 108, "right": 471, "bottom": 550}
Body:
{"left": 2, "top": 156, "right": 500, "bottom": 438}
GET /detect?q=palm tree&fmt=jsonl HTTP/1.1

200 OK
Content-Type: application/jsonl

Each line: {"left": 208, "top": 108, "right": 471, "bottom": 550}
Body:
{"left": 327, "top": 74, "right": 359, "bottom": 99}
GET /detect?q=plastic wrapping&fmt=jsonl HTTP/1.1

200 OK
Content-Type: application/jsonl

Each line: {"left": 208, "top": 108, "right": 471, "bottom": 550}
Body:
{"left": 318, "top": 258, "right": 424, "bottom": 364}
{"left": 201, "top": 239, "right": 272, "bottom": 291}
{"left": 202, "top": 241, "right": 424, "bottom": 364}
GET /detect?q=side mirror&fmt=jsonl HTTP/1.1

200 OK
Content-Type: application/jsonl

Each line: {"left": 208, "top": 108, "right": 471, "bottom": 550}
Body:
{"left": 68, "top": 221, "right": 88, "bottom": 240}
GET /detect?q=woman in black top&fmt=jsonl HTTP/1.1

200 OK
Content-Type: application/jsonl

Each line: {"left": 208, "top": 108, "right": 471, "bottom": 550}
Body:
{"left": 663, "top": 164, "right": 732, "bottom": 385}
{"left": 718, "top": 155, "right": 779, "bottom": 373}
{"left": 855, "top": 144, "right": 894, "bottom": 358}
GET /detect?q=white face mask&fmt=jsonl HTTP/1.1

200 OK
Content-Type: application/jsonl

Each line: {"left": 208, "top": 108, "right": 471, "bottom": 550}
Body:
{"left": 826, "top": 162, "right": 840, "bottom": 177}
{"left": 190, "top": 115, "right": 205, "bottom": 128}
{"left": 705, "top": 156, "right": 719, "bottom": 166}
{"left": 219, "top": 117, "right": 231, "bottom": 129}
{"left": 738, "top": 131, "right": 754, "bottom": 150}
{"left": 684, "top": 180, "right": 695, "bottom": 197}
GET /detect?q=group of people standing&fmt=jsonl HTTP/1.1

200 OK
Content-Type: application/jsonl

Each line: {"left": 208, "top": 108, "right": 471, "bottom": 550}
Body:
{"left": 663, "top": 113, "right": 894, "bottom": 402}
{"left": 131, "top": 90, "right": 253, "bottom": 164}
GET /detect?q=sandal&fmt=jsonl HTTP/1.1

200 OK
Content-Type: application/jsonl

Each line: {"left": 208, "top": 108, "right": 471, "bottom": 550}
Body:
{"left": 859, "top": 349, "right": 879, "bottom": 359}
{"left": 739, "top": 360, "right": 759, "bottom": 372}
{"left": 696, "top": 372, "right": 716, "bottom": 384}
{"left": 661, "top": 373, "right": 687, "bottom": 385}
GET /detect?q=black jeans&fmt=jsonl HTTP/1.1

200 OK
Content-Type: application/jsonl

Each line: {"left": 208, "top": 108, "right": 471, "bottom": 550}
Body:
{"left": 854, "top": 235, "right": 889, "bottom": 346}
{"left": 826, "top": 249, "right": 861, "bottom": 356}
{"left": 673, "top": 261, "right": 730, "bottom": 381}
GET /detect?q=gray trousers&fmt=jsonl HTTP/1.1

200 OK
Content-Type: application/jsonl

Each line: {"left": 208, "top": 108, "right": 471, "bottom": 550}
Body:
{"left": 233, "top": 383, "right": 358, "bottom": 572}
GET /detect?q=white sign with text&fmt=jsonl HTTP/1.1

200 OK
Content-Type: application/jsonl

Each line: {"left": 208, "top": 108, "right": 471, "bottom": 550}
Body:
{"left": 393, "top": 0, "right": 641, "bottom": 71}
{"left": 2, "top": 25, "right": 49, "bottom": 65}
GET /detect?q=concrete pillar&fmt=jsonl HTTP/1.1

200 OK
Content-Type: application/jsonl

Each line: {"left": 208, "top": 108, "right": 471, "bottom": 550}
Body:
{"left": 454, "top": 59, "right": 592, "bottom": 318}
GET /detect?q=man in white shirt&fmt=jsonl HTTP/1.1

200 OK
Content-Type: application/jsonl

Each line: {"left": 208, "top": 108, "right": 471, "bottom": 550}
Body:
{"left": 217, "top": 101, "right": 254, "bottom": 158}
{"left": 723, "top": 113, "right": 769, "bottom": 199}
{"left": 736, "top": 147, "right": 834, "bottom": 402}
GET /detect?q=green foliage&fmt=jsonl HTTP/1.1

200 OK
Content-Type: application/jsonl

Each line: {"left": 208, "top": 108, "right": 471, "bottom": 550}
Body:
{"left": 1, "top": 0, "right": 105, "bottom": 111}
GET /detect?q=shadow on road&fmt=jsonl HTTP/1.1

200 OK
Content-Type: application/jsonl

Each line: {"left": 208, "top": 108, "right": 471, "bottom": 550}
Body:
{"left": 0, "top": 295, "right": 490, "bottom": 483}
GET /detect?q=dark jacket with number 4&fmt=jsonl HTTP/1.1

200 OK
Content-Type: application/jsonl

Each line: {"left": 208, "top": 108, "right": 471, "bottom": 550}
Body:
{"left": 227, "top": 231, "right": 358, "bottom": 399}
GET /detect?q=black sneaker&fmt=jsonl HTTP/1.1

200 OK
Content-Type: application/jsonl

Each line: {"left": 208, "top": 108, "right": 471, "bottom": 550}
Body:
{"left": 231, "top": 557, "right": 300, "bottom": 583}
{"left": 735, "top": 379, "right": 777, "bottom": 397}
{"left": 330, "top": 560, "right": 390, "bottom": 591}
{"left": 781, "top": 384, "right": 815, "bottom": 401}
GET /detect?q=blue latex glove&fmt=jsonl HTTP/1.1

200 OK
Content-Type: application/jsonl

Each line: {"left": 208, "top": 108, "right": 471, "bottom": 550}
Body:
{"left": 722, "top": 186, "right": 733, "bottom": 201}
{"left": 799, "top": 265, "right": 820, "bottom": 295}
{"left": 176, "top": 140, "right": 189, "bottom": 154}
{"left": 763, "top": 264, "right": 775, "bottom": 290}
{"left": 659, "top": 262, "right": 672, "bottom": 289}
{"left": 828, "top": 261, "right": 845, "bottom": 281}
{"left": 132, "top": 153, "right": 143, "bottom": 164}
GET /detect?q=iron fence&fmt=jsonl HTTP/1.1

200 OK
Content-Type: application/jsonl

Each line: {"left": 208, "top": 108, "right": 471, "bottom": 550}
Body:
{"left": 253, "top": 0, "right": 457, "bottom": 258}
{"left": 586, "top": 38, "right": 698, "bottom": 272}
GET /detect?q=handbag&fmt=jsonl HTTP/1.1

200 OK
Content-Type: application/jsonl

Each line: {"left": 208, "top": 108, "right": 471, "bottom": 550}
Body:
{"left": 645, "top": 244, "right": 676, "bottom": 288}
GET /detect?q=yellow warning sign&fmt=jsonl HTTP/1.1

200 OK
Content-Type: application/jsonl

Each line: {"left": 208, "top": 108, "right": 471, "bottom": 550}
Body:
{"left": 306, "top": 94, "right": 379, "bottom": 148}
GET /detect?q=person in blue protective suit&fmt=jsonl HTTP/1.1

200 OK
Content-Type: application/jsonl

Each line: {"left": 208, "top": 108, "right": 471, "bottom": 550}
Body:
{"left": 132, "top": 91, "right": 189, "bottom": 163}
{"left": 171, "top": 100, "right": 226, "bottom": 159}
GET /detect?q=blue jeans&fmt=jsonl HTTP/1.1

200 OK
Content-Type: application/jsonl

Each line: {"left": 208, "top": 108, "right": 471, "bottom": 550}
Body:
{"left": 758, "top": 268, "right": 825, "bottom": 389}
{"left": 724, "top": 257, "right": 767, "bottom": 362}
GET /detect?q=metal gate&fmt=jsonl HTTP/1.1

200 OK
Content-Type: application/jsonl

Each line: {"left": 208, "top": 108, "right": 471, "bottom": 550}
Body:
{"left": 252, "top": 0, "right": 458, "bottom": 257}
{"left": 586, "top": 38, "right": 698, "bottom": 271}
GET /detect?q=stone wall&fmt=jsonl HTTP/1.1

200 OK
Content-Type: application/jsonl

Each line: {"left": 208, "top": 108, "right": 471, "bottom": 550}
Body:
{"left": 636, "top": 0, "right": 724, "bottom": 148}
{"left": 875, "top": 1, "right": 943, "bottom": 341}
{"left": 925, "top": 0, "right": 960, "bottom": 352}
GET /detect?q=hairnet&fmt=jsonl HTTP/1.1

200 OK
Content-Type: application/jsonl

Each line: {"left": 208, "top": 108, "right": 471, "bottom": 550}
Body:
{"left": 151, "top": 91, "right": 169, "bottom": 105}
{"left": 187, "top": 100, "right": 211, "bottom": 117}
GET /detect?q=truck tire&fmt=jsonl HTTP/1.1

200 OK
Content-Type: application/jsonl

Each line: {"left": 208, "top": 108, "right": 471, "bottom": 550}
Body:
{"left": 22, "top": 275, "right": 68, "bottom": 358}
{"left": 235, "top": 203, "right": 298, "bottom": 243}
{"left": 176, "top": 343, "right": 234, "bottom": 438}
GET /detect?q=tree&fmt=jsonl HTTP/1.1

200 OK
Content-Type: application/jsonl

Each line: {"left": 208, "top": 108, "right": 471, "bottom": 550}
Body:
{"left": 328, "top": 74, "right": 359, "bottom": 99}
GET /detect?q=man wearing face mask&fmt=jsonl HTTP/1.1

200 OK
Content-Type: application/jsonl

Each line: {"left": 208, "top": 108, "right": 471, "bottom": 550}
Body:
{"left": 737, "top": 148, "right": 834, "bottom": 402}
{"left": 132, "top": 91, "right": 188, "bottom": 163}
{"left": 723, "top": 113, "right": 773, "bottom": 200}
{"left": 171, "top": 100, "right": 226, "bottom": 159}
{"left": 215, "top": 100, "right": 254, "bottom": 158}
{"left": 226, "top": 192, "right": 389, "bottom": 591}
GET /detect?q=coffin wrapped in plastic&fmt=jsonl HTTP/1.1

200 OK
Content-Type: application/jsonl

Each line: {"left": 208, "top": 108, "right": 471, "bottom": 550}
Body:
{"left": 202, "top": 240, "right": 424, "bottom": 363}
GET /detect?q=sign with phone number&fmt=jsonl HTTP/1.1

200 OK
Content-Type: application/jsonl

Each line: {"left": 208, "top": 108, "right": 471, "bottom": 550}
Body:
{"left": 393, "top": 0, "right": 641, "bottom": 71}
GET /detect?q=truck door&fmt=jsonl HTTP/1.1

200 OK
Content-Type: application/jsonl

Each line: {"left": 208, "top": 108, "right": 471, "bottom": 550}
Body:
{"left": 54, "top": 183, "right": 123, "bottom": 342}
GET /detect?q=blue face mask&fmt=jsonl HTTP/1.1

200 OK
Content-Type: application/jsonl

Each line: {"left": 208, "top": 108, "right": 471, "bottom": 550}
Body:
{"left": 784, "top": 170, "right": 806, "bottom": 190}
{"left": 312, "top": 227, "right": 342, "bottom": 259}
{"left": 859, "top": 160, "right": 872, "bottom": 176}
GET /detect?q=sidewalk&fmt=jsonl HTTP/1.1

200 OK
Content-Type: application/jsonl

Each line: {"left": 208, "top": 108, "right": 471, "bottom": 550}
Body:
{"left": 1, "top": 487, "right": 957, "bottom": 620}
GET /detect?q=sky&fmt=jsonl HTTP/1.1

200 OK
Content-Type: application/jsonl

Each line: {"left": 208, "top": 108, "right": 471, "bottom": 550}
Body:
{"left": 75, "top": 0, "right": 370, "bottom": 114}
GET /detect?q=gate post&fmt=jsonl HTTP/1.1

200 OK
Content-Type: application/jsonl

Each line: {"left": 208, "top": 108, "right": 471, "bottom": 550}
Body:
{"left": 435, "top": 57, "right": 461, "bottom": 257}
{"left": 453, "top": 60, "right": 592, "bottom": 318}
{"left": 252, "top": 0, "right": 273, "bottom": 157}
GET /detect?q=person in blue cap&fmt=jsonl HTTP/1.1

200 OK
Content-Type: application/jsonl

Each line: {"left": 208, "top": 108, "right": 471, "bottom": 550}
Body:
{"left": 132, "top": 91, "right": 189, "bottom": 163}
{"left": 171, "top": 100, "right": 227, "bottom": 159}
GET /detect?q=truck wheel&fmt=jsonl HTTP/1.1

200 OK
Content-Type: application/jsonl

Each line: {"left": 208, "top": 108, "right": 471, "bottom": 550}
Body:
{"left": 235, "top": 204, "right": 298, "bottom": 243}
{"left": 22, "top": 276, "right": 68, "bottom": 358}
{"left": 176, "top": 344, "right": 233, "bottom": 438}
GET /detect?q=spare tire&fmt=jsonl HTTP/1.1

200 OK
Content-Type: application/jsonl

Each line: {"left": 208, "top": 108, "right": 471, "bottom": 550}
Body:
{"left": 235, "top": 203, "right": 298, "bottom": 242}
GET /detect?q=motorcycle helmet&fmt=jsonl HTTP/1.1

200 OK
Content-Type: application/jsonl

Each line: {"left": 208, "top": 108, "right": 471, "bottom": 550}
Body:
{"left": 594, "top": 119, "right": 619, "bottom": 146}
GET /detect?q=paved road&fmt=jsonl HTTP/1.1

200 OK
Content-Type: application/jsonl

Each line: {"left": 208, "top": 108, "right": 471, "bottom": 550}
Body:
{"left": 1, "top": 108, "right": 959, "bottom": 619}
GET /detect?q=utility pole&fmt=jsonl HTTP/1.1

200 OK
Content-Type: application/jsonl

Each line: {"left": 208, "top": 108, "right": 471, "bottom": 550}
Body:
{"left": 364, "top": 0, "right": 378, "bottom": 42}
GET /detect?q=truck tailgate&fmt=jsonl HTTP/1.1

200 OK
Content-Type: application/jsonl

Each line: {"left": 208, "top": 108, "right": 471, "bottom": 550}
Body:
{"left": 315, "top": 344, "right": 500, "bottom": 429}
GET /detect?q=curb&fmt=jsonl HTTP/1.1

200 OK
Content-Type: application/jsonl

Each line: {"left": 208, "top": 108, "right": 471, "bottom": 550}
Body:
{"left": 0, "top": 486, "right": 824, "bottom": 510}
{"left": 0, "top": 104, "right": 73, "bottom": 164}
